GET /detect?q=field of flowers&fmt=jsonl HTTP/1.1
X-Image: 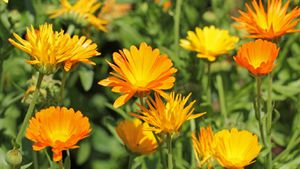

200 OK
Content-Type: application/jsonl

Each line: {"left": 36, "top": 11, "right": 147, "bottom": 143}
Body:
{"left": 1, "top": 0, "right": 300, "bottom": 169}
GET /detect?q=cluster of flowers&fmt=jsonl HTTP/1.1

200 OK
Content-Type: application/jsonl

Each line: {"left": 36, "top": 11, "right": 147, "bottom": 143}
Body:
{"left": 4, "top": 0, "right": 300, "bottom": 168}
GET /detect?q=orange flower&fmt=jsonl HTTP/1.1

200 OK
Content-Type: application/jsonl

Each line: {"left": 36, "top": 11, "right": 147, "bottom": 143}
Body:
{"left": 192, "top": 126, "right": 215, "bottom": 168}
{"left": 8, "top": 23, "right": 99, "bottom": 74}
{"left": 232, "top": 0, "right": 300, "bottom": 39}
{"left": 115, "top": 119, "right": 158, "bottom": 155}
{"left": 50, "top": 0, "right": 108, "bottom": 32}
{"left": 26, "top": 107, "right": 91, "bottom": 161}
{"left": 98, "top": 0, "right": 132, "bottom": 21}
{"left": 132, "top": 92, "right": 205, "bottom": 134}
{"left": 98, "top": 42, "right": 177, "bottom": 108}
{"left": 234, "top": 39, "right": 279, "bottom": 75}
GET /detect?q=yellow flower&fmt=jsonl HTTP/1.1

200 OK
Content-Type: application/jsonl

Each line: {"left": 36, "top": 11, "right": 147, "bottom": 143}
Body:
{"left": 98, "top": 42, "right": 177, "bottom": 108}
{"left": 192, "top": 126, "right": 215, "bottom": 168}
{"left": 234, "top": 39, "right": 279, "bottom": 76}
{"left": 115, "top": 119, "right": 158, "bottom": 155}
{"left": 98, "top": 0, "right": 132, "bottom": 21}
{"left": 232, "top": 0, "right": 300, "bottom": 39}
{"left": 132, "top": 92, "right": 206, "bottom": 134}
{"left": 50, "top": 0, "right": 108, "bottom": 32}
{"left": 8, "top": 23, "right": 100, "bottom": 74}
{"left": 180, "top": 26, "right": 239, "bottom": 61}
{"left": 26, "top": 106, "right": 91, "bottom": 161}
{"left": 214, "top": 128, "right": 261, "bottom": 169}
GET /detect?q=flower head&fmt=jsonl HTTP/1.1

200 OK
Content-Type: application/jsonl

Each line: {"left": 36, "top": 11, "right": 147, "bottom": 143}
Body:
{"left": 214, "top": 128, "right": 261, "bottom": 169}
{"left": 180, "top": 26, "right": 239, "bottom": 61}
{"left": 192, "top": 126, "right": 215, "bottom": 168}
{"left": 98, "top": 0, "right": 132, "bottom": 21}
{"left": 115, "top": 119, "right": 158, "bottom": 155}
{"left": 26, "top": 106, "right": 91, "bottom": 161}
{"left": 234, "top": 39, "right": 279, "bottom": 75}
{"left": 98, "top": 42, "right": 177, "bottom": 108}
{"left": 8, "top": 23, "right": 100, "bottom": 74}
{"left": 50, "top": 0, "right": 108, "bottom": 32}
{"left": 132, "top": 92, "right": 206, "bottom": 134}
{"left": 232, "top": 0, "right": 300, "bottom": 39}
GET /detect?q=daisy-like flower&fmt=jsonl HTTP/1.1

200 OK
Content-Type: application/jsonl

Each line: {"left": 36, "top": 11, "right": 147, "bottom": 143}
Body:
{"left": 180, "top": 26, "right": 239, "bottom": 62}
{"left": 232, "top": 0, "right": 300, "bottom": 39}
{"left": 50, "top": 0, "right": 108, "bottom": 32}
{"left": 192, "top": 126, "right": 215, "bottom": 168}
{"left": 98, "top": 0, "right": 132, "bottom": 21}
{"left": 98, "top": 42, "right": 177, "bottom": 108}
{"left": 234, "top": 39, "right": 279, "bottom": 75}
{"left": 25, "top": 106, "right": 91, "bottom": 161}
{"left": 214, "top": 128, "right": 261, "bottom": 169}
{"left": 115, "top": 119, "right": 158, "bottom": 155}
{"left": 8, "top": 23, "right": 100, "bottom": 74}
{"left": 132, "top": 92, "right": 206, "bottom": 134}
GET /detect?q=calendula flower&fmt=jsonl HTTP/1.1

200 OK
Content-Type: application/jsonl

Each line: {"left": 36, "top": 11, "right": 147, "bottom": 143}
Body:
{"left": 8, "top": 23, "right": 100, "bottom": 74}
{"left": 26, "top": 107, "right": 91, "bottom": 161}
{"left": 232, "top": 0, "right": 300, "bottom": 39}
{"left": 98, "top": 0, "right": 132, "bottom": 21}
{"left": 50, "top": 0, "right": 108, "bottom": 32}
{"left": 98, "top": 42, "right": 177, "bottom": 108}
{"left": 192, "top": 126, "right": 215, "bottom": 168}
{"left": 132, "top": 92, "right": 206, "bottom": 134}
{"left": 214, "top": 128, "right": 261, "bottom": 169}
{"left": 234, "top": 39, "right": 279, "bottom": 75}
{"left": 115, "top": 119, "right": 158, "bottom": 155}
{"left": 180, "top": 26, "right": 239, "bottom": 61}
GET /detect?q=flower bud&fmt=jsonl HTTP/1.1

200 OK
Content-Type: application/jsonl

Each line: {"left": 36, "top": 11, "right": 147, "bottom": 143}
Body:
{"left": 5, "top": 149, "right": 22, "bottom": 166}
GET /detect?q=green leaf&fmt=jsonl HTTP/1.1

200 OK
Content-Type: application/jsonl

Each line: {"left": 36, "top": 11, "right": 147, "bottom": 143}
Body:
{"left": 79, "top": 68, "right": 94, "bottom": 91}
{"left": 63, "top": 155, "right": 71, "bottom": 169}
{"left": 20, "top": 163, "right": 32, "bottom": 169}
{"left": 76, "top": 141, "right": 91, "bottom": 165}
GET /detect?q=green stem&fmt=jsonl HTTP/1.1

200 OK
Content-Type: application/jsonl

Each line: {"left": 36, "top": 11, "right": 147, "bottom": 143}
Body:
{"left": 43, "top": 149, "right": 52, "bottom": 166}
{"left": 174, "top": 0, "right": 183, "bottom": 58}
{"left": 266, "top": 74, "right": 273, "bottom": 169}
{"left": 66, "top": 24, "right": 75, "bottom": 36}
{"left": 153, "top": 133, "right": 166, "bottom": 168}
{"left": 190, "top": 119, "right": 196, "bottom": 166}
{"left": 254, "top": 76, "right": 267, "bottom": 147}
{"left": 33, "top": 151, "right": 39, "bottom": 169}
{"left": 59, "top": 71, "right": 67, "bottom": 106}
{"left": 59, "top": 160, "right": 64, "bottom": 169}
{"left": 206, "top": 62, "right": 212, "bottom": 105}
{"left": 127, "top": 155, "right": 134, "bottom": 169}
{"left": 216, "top": 74, "right": 227, "bottom": 124}
{"left": 167, "top": 134, "right": 173, "bottom": 169}
{"left": 15, "top": 73, "right": 44, "bottom": 147}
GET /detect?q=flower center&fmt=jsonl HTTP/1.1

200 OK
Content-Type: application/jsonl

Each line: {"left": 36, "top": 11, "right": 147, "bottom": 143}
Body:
{"left": 51, "top": 130, "right": 70, "bottom": 142}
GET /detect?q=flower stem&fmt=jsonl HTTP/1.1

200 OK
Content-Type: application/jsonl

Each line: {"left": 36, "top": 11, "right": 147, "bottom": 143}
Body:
{"left": 59, "top": 71, "right": 67, "bottom": 106}
{"left": 206, "top": 62, "right": 212, "bottom": 105}
{"left": 167, "top": 134, "right": 173, "bottom": 169}
{"left": 66, "top": 24, "right": 75, "bottom": 36}
{"left": 216, "top": 74, "right": 227, "bottom": 124}
{"left": 15, "top": 73, "right": 44, "bottom": 147}
{"left": 266, "top": 74, "right": 273, "bottom": 169}
{"left": 59, "top": 160, "right": 64, "bottom": 169}
{"left": 127, "top": 155, "right": 134, "bottom": 169}
{"left": 33, "top": 151, "right": 39, "bottom": 169}
{"left": 174, "top": 0, "right": 183, "bottom": 58}
{"left": 153, "top": 132, "right": 166, "bottom": 168}
{"left": 254, "top": 76, "right": 267, "bottom": 147}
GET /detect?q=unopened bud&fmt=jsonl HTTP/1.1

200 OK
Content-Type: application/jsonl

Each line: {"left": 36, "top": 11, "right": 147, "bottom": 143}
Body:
{"left": 5, "top": 149, "right": 22, "bottom": 166}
